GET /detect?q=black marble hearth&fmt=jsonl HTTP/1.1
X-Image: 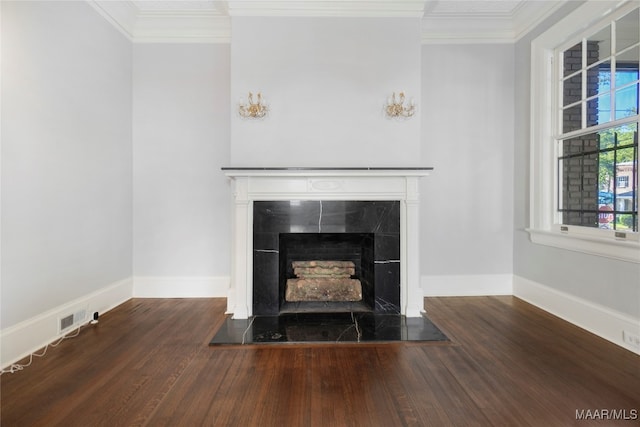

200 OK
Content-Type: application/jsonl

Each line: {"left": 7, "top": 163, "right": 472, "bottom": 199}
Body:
{"left": 253, "top": 200, "right": 401, "bottom": 316}
{"left": 209, "top": 313, "right": 449, "bottom": 345}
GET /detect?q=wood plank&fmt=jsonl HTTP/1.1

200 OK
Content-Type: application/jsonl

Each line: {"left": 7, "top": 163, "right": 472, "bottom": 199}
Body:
{"left": 1, "top": 296, "right": 639, "bottom": 426}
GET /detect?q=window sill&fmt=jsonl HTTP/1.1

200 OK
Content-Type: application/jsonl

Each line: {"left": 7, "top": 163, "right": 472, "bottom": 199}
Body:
{"left": 526, "top": 228, "right": 640, "bottom": 264}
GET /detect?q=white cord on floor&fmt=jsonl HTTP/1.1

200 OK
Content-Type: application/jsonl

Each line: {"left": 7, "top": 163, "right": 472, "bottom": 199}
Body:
{"left": 0, "top": 324, "right": 84, "bottom": 375}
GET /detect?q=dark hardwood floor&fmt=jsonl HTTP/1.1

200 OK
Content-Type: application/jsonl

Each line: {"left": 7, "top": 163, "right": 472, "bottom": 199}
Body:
{"left": 1, "top": 296, "right": 639, "bottom": 426}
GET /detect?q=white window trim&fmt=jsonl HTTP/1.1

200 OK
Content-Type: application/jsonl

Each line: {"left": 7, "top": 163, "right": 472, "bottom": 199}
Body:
{"left": 528, "top": 0, "right": 640, "bottom": 264}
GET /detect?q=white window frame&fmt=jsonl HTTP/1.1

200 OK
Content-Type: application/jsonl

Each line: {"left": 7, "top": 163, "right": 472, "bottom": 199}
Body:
{"left": 528, "top": 0, "right": 640, "bottom": 264}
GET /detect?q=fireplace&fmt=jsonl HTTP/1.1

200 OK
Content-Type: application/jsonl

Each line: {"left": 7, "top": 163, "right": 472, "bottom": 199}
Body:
{"left": 222, "top": 167, "right": 432, "bottom": 319}
{"left": 253, "top": 200, "right": 401, "bottom": 315}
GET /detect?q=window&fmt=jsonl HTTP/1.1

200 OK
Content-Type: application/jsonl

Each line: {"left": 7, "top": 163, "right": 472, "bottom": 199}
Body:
{"left": 529, "top": 1, "right": 640, "bottom": 263}
{"left": 558, "top": 124, "right": 638, "bottom": 231}
{"left": 618, "top": 175, "right": 630, "bottom": 188}
{"left": 557, "top": 10, "right": 638, "bottom": 233}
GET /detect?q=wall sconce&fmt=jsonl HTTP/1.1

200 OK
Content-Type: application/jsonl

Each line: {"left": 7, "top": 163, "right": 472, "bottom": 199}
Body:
{"left": 385, "top": 92, "right": 415, "bottom": 118}
{"left": 239, "top": 92, "right": 268, "bottom": 119}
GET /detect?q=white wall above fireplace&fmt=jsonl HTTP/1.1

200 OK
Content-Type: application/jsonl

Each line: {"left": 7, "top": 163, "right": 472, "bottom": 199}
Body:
{"left": 230, "top": 17, "right": 421, "bottom": 167}
{"left": 223, "top": 167, "right": 431, "bottom": 319}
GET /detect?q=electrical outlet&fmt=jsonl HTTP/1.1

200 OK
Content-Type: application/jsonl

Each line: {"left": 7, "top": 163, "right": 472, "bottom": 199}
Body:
{"left": 622, "top": 330, "right": 640, "bottom": 349}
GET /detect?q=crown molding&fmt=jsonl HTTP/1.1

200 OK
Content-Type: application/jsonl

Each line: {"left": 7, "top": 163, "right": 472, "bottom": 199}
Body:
{"left": 422, "top": 1, "right": 566, "bottom": 44}
{"left": 511, "top": 0, "right": 567, "bottom": 41}
{"left": 87, "top": 0, "right": 567, "bottom": 44}
{"left": 87, "top": 0, "right": 137, "bottom": 40}
{"left": 422, "top": 15, "right": 516, "bottom": 44}
{"left": 226, "top": 0, "right": 426, "bottom": 17}
{"left": 134, "top": 14, "right": 231, "bottom": 43}
{"left": 89, "top": 0, "right": 231, "bottom": 43}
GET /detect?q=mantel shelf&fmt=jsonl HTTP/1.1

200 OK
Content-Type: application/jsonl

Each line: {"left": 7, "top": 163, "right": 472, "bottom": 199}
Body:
{"left": 222, "top": 167, "right": 434, "bottom": 178}
{"left": 222, "top": 167, "right": 433, "bottom": 170}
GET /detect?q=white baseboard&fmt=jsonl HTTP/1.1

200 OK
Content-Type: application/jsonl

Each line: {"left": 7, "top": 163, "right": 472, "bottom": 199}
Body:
{"left": 0, "top": 277, "right": 133, "bottom": 369}
{"left": 513, "top": 275, "right": 640, "bottom": 355}
{"left": 422, "top": 274, "right": 513, "bottom": 296}
{"left": 133, "top": 276, "right": 229, "bottom": 298}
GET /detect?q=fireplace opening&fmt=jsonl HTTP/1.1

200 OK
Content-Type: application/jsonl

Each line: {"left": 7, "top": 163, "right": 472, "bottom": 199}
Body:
{"left": 279, "top": 233, "right": 375, "bottom": 314}
{"left": 252, "top": 200, "right": 400, "bottom": 316}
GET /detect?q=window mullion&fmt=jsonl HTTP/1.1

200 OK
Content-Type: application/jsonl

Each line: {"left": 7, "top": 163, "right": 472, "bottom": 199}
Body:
{"left": 557, "top": 114, "right": 639, "bottom": 140}
{"left": 582, "top": 38, "right": 587, "bottom": 130}
{"left": 611, "top": 19, "right": 617, "bottom": 124}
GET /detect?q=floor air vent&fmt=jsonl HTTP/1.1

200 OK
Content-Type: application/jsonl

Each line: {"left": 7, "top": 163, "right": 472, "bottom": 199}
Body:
{"left": 60, "top": 314, "right": 74, "bottom": 331}
{"left": 59, "top": 310, "right": 86, "bottom": 333}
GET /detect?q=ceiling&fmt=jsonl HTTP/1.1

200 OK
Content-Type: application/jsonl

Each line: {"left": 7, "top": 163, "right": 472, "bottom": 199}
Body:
{"left": 88, "top": 0, "right": 567, "bottom": 43}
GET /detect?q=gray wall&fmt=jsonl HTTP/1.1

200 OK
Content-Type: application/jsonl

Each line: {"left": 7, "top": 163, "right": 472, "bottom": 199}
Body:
{"left": 1, "top": 1, "right": 133, "bottom": 328}
{"left": 132, "top": 43, "right": 230, "bottom": 277}
{"left": 513, "top": 1, "right": 640, "bottom": 318}
{"left": 421, "top": 44, "right": 515, "bottom": 277}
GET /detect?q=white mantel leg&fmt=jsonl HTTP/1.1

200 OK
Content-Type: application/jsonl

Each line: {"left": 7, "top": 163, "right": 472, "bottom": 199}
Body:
{"left": 404, "top": 177, "right": 425, "bottom": 317}
{"left": 228, "top": 178, "right": 251, "bottom": 319}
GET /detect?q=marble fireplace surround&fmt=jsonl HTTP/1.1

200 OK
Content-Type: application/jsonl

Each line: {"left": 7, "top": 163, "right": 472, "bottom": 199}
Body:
{"left": 222, "top": 167, "right": 433, "bottom": 319}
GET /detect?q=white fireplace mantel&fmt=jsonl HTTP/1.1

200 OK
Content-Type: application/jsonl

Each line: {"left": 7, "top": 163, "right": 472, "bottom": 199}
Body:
{"left": 222, "top": 167, "right": 433, "bottom": 319}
